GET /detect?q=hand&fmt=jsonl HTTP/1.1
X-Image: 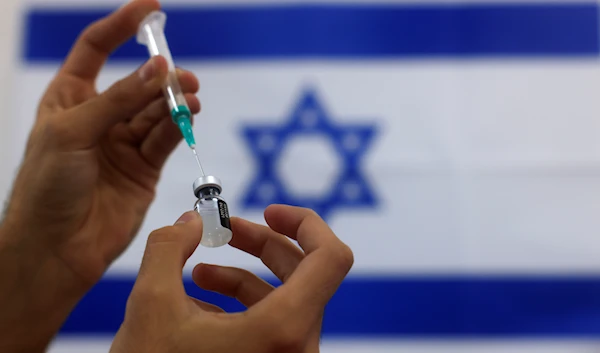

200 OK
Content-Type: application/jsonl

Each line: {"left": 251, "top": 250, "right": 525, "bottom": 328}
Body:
{"left": 110, "top": 205, "right": 354, "bottom": 353}
{"left": 0, "top": 0, "right": 200, "bottom": 351}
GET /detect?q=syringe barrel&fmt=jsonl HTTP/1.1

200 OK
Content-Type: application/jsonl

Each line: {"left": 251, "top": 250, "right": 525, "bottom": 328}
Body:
{"left": 137, "top": 11, "right": 189, "bottom": 121}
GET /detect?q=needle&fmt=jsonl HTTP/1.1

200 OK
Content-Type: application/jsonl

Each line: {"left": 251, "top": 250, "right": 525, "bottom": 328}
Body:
{"left": 192, "top": 148, "right": 205, "bottom": 176}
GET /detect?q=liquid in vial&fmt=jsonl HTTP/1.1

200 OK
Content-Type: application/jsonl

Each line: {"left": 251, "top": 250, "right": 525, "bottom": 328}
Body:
{"left": 193, "top": 176, "right": 232, "bottom": 248}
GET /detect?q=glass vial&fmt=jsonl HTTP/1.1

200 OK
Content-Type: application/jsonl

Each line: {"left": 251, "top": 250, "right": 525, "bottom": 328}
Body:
{"left": 193, "top": 176, "right": 233, "bottom": 248}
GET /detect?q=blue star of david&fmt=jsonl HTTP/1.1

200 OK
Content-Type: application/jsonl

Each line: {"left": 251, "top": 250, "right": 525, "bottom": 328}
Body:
{"left": 240, "top": 88, "right": 378, "bottom": 221}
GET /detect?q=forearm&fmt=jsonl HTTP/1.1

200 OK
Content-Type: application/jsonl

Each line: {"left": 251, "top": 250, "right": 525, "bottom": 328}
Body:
{"left": 0, "top": 220, "right": 84, "bottom": 353}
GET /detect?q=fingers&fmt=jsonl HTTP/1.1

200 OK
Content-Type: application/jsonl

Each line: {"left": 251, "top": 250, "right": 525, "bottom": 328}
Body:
{"left": 59, "top": 56, "right": 168, "bottom": 149}
{"left": 128, "top": 69, "right": 200, "bottom": 141}
{"left": 138, "top": 77, "right": 200, "bottom": 169}
{"left": 60, "top": 0, "right": 161, "bottom": 82}
{"left": 262, "top": 205, "right": 354, "bottom": 318}
{"left": 265, "top": 205, "right": 342, "bottom": 255}
{"left": 139, "top": 114, "right": 188, "bottom": 169}
{"left": 193, "top": 264, "right": 274, "bottom": 308}
{"left": 132, "top": 93, "right": 199, "bottom": 142}
{"left": 135, "top": 211, "right": 203, "bottom": 297}
{"left": 229, "top": 217, "right": 304, "bottom": 283}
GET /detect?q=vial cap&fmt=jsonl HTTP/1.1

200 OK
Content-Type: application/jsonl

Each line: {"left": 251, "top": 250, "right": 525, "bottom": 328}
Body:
{"left": 193, "top": 176, "right": 223, "bottom": 197}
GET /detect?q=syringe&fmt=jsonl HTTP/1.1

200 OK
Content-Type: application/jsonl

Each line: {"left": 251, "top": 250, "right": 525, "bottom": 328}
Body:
{"left": 137, "top": 11, "right": 232, "bottom": 249}
{"left": 137, "top": 11, "right": 205, "bottom": 176}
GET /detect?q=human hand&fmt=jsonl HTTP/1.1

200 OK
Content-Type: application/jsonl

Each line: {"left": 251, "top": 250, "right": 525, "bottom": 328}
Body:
{"left": 110, "top": 205, "right": 354, "bottom": 353}
{"left": 0, "top": 1, "right": 200, "bottom": 351}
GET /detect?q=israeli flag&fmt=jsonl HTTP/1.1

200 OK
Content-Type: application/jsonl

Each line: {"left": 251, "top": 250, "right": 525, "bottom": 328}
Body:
{"left": 15, "top": 0, "right": 600, "bottom": 352}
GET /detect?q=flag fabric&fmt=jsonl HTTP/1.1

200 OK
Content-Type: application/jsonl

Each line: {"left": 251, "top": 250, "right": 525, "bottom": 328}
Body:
{"left": 16, "top": 1, "right": 600, "bottom": 352}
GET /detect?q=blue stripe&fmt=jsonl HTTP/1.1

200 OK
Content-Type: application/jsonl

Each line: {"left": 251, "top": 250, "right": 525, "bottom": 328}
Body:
{"left": 60, "top": 276, "right": 600, "bottom": 337}
{"left": 24, "top": 4, "right": 599, "bottom": 62}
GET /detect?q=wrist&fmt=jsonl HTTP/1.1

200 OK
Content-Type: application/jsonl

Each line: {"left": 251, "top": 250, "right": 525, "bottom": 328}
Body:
{"left": 0, "top": 219, "right": 85, "bottom": 353}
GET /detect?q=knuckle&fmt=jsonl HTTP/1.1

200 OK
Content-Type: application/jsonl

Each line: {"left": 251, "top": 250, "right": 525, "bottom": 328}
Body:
{"left": 304, "top": 208, "right": 320, "bottom": 219}
{"left": 131, "top": 280, "right": 171, "bottom": 304}
{"left": 147, "top": 226, "right": 181, "bottom": 245}
{"left": 329, "top": 243, "right": 355, "bottom": 274}
{"left": 79, "top": 24, "right": 111, "bottom": 57}
{"left": 338, "top": 244, "right": 355, "bottom": 270}
{"left": 239, "top": 268, "right": 257, "bottom": 281}
{"left": 300, "top": 208, "right": 324, "bottom": 227}
{"left": 78, "top": 26, "right": 95, "bottom": 45}
{"left": 269, "top": 324, "right": 305, "bottom": 353}
{"left": 106, "top": 79, "right": 133, "bottom": 107}
{"left": 145, "top": 285, "right": 171, "bottom": 301}
{"left": 278, "top": 329, "right": 306, "bottom": 352}
{"left": 126, "top": 289, "right": 146, "bottom": 309}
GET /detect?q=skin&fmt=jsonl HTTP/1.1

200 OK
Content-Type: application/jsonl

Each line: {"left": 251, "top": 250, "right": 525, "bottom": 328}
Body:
{"left": 110, "top": 206, "right": 354, "bottom": 353}
{"left": 0, "top": 0, "right": 200, "bottom": 351}
{"left": 0, "top": 1, "right": 354, "bottom": 352}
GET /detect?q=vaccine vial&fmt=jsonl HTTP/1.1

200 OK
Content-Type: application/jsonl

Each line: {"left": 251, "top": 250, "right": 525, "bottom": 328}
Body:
{"left": 193, "top": 176, "right": 233, "bottom": 248}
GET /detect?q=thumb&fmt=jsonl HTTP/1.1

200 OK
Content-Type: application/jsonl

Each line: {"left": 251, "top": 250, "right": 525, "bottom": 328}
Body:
{"left": 136, "top": 211, "right": 203, "bottom": 295}
{"left": 65, "top": 55, "right": 168, "bottom": 148}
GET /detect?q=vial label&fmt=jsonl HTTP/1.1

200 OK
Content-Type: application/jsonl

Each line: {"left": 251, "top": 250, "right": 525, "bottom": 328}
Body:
{"left": 218, "top": 200, "right": 231, "bottom": 230}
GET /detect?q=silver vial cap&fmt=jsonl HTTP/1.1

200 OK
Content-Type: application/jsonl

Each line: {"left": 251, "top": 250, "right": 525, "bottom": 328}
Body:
{"left": 193, "top": 176, "right": 223, "bottom": 197}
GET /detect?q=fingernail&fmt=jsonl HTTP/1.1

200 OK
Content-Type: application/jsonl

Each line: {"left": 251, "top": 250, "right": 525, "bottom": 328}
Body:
{"left": 139, "top": 57, "right": 157, "bottom": 82}
{"left": 175, "top": 211, "right": 198, "bottom": 225}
